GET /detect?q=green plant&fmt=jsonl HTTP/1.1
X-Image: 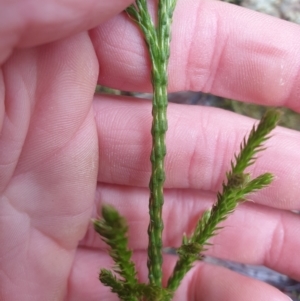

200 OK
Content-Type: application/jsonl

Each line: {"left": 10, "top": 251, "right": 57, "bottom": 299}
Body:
{"left": 93, "top": 1, "right": 281, "bottom": 300}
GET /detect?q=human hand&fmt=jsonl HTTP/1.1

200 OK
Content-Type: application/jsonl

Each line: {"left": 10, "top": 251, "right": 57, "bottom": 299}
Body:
{"left": 0, "top": 1, "right": 132, "bottom": 300}
{"left": 1, "top": 1, "right": 299, "bottom": 301}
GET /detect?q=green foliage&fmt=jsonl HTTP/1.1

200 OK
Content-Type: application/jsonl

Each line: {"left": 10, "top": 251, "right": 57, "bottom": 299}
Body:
{"left": 230, "top": 110, "right": 281, "bottom": 174}
{"left": 167, "top": 110, "right": 280, "bottom": 293}
{"left": 95, "top": 110, "right": 280, "bottom": 300}
{"left": 99, "top": 270, "right": 138, "bottom": 301}
{"left": 93, "top": 205, "right": 138, "bottom": 289}
{"left": 94, "top": 1, "right": 281, "bottom": 300}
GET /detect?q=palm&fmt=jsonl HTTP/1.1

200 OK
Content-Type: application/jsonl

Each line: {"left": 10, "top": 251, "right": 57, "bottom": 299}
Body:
{"left": 0, "top": 35, "right": 99, "bottom": 300}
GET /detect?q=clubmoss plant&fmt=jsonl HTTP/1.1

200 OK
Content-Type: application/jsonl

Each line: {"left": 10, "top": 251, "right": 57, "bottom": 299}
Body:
{"left": 93, "top": 1, "right": 281, "bottom": 300}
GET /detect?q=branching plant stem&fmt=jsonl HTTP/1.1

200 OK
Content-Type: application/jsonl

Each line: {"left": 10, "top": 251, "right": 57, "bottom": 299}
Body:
{"left": 93, "top": 1, "right": 281, "bottom": 300}
{"left": 167, "top": 110, "right": 280, "bottom": 292}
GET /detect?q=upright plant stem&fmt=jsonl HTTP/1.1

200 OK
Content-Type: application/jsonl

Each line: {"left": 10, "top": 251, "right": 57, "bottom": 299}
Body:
{"left": 148, "top": 70, "right": 168, "bottom": 287}
{"left": 148, "top": 1, "right": 176, "bottom": 288}
{"left": 126, "top": 0, "right": 176, "bottom": 287}
{"left": 147, "top": 22, "right": 169, "bottom": 289}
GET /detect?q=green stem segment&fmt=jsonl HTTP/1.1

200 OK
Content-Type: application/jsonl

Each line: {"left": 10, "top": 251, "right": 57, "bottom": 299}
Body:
{"left": 147, "top": 2, "right": 176, "bottom": 287}
{"left": 126, "top": 0, "right": 176, "bottom": 287}
{"left": 148, "top": 80, "right": 168, "bottom": 286}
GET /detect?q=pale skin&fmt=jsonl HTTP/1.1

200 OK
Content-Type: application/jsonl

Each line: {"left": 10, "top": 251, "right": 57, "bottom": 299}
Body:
{"left": 0, "top": 0, "right": 299, "bottom": 300}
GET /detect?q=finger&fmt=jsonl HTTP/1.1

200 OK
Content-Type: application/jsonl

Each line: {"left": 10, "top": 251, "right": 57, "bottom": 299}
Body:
{"left": 94, "top": 94, "right": 300, "bottom": 210}
{"left": 186, "top": 260, "right": 291, "bottom": 301}
{"left": 92, "top": 0, "right": 300, "bottom": 112}
{"left": 0, "top": 0, "right": 133, "bottom": 64}
{"left": 81, "top": 183, "right": 300, "bottom": 281}
{"left": 68, "top": 247, "right": 291, "bottom": 301}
